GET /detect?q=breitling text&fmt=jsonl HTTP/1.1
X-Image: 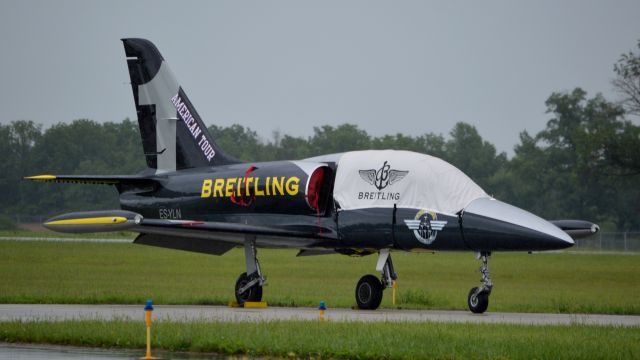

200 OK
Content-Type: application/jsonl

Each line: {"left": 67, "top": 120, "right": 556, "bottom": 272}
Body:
{"left": 201, "top": 176, "right": 300, "bottom": 198}
{"left": 358, "top": 191, "right": 401, "bottom": 200}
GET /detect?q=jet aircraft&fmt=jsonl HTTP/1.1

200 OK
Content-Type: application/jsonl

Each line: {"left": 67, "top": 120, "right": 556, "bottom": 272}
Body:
{"left": 26, "top": 38, "right": 599, "bottom": 313}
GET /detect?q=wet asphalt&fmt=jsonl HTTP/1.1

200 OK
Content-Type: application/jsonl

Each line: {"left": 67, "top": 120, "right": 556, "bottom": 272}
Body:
{"left": 1, "top": 304, "right": 639, "bottom": 326}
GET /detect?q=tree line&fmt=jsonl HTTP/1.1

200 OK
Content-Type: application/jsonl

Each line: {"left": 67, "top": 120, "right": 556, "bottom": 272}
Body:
{"left": 1, "top": 41, "right": 639, "bottom": 231}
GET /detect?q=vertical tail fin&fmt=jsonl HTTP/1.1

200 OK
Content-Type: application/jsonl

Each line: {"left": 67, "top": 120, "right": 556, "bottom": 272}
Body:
{"left": 122, "top": 38, "right": 237, "bottom": 172}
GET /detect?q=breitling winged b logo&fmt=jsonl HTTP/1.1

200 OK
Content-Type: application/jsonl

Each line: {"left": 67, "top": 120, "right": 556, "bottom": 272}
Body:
{"left": 359, "top": 161, "right": 409, "bottom": 190}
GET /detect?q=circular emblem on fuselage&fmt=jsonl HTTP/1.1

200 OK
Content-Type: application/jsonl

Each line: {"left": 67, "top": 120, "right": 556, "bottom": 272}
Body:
{"left": 404, "top": 210, "right": 448, "bottom": 245}
{"left": 417, "top": 211, "right": 435, "bottom": 241}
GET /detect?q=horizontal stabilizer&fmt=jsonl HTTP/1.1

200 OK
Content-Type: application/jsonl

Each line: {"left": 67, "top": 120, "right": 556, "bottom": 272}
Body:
{"left": 550, "top": 220, "right": 600, "bottom": 239}
{"left": 24, "top": 174, "right": 153, "bottom": 186}
{"left": 44, "top": 210, "right": 143, "bottom": 233}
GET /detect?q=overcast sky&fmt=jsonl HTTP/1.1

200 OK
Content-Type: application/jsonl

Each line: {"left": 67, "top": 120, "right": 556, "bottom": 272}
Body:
{"left": 1, "top": 0, "right": 639, "bottom": 155}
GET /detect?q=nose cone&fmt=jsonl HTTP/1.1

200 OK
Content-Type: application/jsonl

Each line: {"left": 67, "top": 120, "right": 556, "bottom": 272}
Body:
{"left": 461, "top": 198, "right": 574, "bottom": 251}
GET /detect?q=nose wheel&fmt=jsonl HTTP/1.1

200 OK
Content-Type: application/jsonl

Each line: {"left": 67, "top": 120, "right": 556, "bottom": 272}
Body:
{"left": 468, "top": 252, "right": 492, "bottom": 314}
{"left": 467, "top": 287, "right": 489, "bottom": 313}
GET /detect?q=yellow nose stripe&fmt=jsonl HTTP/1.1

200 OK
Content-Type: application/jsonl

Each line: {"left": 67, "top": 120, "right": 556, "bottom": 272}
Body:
{"left": 45, "top": 217, "right": 128, "bottom": 226}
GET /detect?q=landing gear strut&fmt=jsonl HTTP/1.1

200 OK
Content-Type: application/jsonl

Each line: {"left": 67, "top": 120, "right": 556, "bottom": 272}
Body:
{"left": 468, "top": 252, "right": 492, "bottom": 314}
{"left": 355, "top": 249, "right": 396, "bottom": 310}
{"left": 235, "top": 235, "right": 265, "bottom": 304}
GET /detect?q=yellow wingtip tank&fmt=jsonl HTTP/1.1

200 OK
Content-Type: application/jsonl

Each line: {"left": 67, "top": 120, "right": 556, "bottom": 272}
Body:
{"left": 45, "top": 216, "right": 128, "bottom": 226}
{"left": 43, "top": 210, "right": 142, "bottom": 233}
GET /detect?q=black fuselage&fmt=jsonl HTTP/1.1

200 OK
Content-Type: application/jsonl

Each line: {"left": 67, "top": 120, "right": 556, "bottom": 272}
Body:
{"left": 118, "top": 160, "right": 570, "bottom": 253}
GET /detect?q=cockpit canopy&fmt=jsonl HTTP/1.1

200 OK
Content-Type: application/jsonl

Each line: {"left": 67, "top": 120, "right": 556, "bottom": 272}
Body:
{"left": 328, "top": 150, "right": 488, "bottom": 215}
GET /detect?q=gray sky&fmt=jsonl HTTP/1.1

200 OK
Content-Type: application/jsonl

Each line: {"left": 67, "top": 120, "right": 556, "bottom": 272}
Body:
{"left": 1, "top": 0, "right": 639, "bottom": 155}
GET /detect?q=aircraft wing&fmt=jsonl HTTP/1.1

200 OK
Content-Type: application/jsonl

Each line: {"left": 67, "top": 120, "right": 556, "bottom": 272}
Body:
{"left": 42, "top": 210, "right": 337, "bottom": 256}
{"left": 134, "top": 219, "right": 336, "bottom": 255}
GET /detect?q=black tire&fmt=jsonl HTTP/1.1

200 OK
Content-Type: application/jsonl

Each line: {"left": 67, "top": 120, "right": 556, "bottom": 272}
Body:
{"left": 355, "top": 274, "right": 384, "bottom": 310}
{"left": 235, "top": 272, "right": 263, "bottom": 304}
{"left": 467, "top": 287, "right": 489, "bottom": 314}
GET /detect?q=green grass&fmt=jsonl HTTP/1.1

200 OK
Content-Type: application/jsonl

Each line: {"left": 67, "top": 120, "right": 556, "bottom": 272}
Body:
{"left": 1, "top": 240, "right": 640, "bottom": 314}
{"left": 1, "top": 320, "right": 638, "bottom": 359}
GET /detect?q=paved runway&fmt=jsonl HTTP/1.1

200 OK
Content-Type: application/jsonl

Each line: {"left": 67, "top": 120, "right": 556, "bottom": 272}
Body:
{"left": 1, "top": 304, "right": 639, "bottom": 326}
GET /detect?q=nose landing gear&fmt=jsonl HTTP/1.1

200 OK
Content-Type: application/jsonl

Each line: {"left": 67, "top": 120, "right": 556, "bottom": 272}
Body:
{"left": 468, "top": 252, "right": 492, "bottom": 314}
{"left": 355, "top": 249, "right": 396, "bottom": 310}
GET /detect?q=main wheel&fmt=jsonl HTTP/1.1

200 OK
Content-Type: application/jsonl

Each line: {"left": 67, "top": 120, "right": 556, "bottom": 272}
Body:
{"left": 467, "top": 287, "right": 489, "bottom": 314}
{"left": 355, "top": 274, "right": 384, "bottom": 310}
{"left": 235, "top": 272, "right": 263, "bottom": 304}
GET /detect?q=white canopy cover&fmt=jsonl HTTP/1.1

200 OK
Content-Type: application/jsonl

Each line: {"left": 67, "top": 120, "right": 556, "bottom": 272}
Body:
{"left": 333, "top": 150, "right": 488, "bottom": 215}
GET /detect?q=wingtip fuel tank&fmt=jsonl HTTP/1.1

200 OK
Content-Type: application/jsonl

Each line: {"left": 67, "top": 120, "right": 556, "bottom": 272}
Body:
{"left": 43, "top": 210, "right": 143, "bottom": 233}
{"left": 550, "top": 219, "right": 600, "bottom": 240}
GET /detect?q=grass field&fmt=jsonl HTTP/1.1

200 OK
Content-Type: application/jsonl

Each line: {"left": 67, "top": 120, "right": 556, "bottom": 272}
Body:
{"left": 2, "top": 240, "right": 639, "bottom": 314}
{"left": 1, "top": 320, "right": 639, "bottom": 359}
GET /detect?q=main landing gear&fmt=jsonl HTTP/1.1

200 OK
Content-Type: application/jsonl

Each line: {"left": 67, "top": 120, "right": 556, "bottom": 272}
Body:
{"left": 355, "top": 249, "right": 396, "bottom": 310}
{"left": 468, "top": 252, "right": 492, "bottom": 314}
{"left": 235, "top": 235, "right": 265, "bottom": 304}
